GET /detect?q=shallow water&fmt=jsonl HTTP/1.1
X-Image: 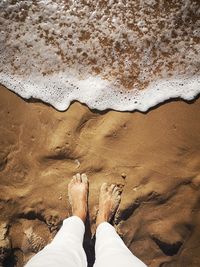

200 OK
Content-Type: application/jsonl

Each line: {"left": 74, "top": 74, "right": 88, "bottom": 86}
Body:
{"left": 0, "top": 0, "right": 200, "bottom": 111}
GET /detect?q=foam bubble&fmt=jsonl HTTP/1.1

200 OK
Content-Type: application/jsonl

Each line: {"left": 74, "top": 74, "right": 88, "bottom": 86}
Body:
{"left": 0, "top": 0, "right": 199, "bottom": 111}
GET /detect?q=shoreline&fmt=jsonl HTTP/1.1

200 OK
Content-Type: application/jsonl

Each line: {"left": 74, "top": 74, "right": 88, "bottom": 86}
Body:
{"left": 1, "top": 82, "right": 200, "bottom": 114}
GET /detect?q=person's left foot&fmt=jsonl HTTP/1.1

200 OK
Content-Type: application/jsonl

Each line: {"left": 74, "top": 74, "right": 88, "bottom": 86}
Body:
{"left": 68, "top": 173, "right": 88, "bottom": 223}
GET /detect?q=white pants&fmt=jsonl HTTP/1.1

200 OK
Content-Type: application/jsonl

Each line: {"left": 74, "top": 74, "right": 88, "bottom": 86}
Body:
{"left": 25, "top": 216, "right": 147, "bottom": 267}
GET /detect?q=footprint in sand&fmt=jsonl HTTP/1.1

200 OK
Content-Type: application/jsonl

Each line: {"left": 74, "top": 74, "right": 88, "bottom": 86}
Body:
{"left": 44, "top": 213, "right": 62, "bottom": 233}
{"left": 23, "top": 227, "right": 46, "bottom": 253}
{"left": 0, "top": 222, "right": 10, "bottom": 263}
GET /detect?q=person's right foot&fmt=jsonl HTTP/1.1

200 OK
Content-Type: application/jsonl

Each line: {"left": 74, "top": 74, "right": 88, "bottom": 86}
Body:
{"left": 96, "top": 183, "right": 121, "bottom": 227}
{"left": 68, "top": 173, "right": 88, "bottom": 223}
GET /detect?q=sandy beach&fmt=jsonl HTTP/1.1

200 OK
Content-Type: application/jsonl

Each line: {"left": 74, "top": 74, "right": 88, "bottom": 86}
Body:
{"left": 0, "top": 1, "right": 200, "bottom": 266}
{"left": 0, "top": 85, "right": 200, "bottom": 266}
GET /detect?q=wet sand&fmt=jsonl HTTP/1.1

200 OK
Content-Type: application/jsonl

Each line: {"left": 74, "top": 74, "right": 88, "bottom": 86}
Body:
{"left": 0, "top": 85, "right": 200, "bottom": 267}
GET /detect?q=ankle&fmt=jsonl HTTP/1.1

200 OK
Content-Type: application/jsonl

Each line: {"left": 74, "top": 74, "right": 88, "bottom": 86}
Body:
{"left": 96, "top": 213, "right": 109, "bottom": 227}
{"left": 73, "top": 209, "right": 87, "bottom": 223}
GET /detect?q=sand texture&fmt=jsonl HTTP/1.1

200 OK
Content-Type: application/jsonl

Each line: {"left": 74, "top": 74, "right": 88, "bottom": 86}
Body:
{"left": 0, "top": 85, "right": 200, "bottom": 267}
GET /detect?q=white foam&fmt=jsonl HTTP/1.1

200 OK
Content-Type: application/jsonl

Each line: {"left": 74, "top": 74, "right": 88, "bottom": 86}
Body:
{"left": 1, "top": 72, "right": 199, "bottom": 112}
{"left": 0, "top": 0, "right": 200, "bottom": 111}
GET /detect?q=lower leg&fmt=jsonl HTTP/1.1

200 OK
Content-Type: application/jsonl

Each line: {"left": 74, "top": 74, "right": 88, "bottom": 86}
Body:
{"left": 25, "top": 173, "right": 88, "bottom": 267}
{"left": 94, "top": 183, "right": 147, "bottom": 267}
{"left": 50, "top": 172, "right": 89, "bottom": 247}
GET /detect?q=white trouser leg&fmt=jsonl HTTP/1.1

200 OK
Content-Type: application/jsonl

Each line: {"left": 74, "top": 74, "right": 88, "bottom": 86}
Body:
{"left": 94, "top": 222, "right": 147, "bottom": 267}
{"left": 25, "top": 216, "right": 87, "bottom": 267}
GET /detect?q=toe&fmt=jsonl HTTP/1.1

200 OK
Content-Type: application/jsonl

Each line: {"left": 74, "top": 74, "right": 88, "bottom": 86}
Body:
{"left": 72, "top": 175, "right": 77, "bottom": 183}
{"left": 81, "top": 173, "right": 88, "bottom": 184}
{"left": 76, "top": 173, "right": 81, "bottom": 183}
{"left": 109, "top": 184, "right": 116, "bottom": 193}
{"left": 68, "top": 177, "right": 74, "bottom": 187}
{"left": 113, "top": 186, "right": 120, "bottom": 194}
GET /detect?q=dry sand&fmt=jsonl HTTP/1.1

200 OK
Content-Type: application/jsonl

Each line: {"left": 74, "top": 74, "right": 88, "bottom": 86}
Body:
{"left": 0, "top": 85, "right": 200, "bottom": 267}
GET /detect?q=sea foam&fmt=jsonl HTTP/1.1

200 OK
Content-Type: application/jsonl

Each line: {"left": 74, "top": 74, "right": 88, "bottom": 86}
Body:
{"left": 0, "top": 0, "right": 200, "bottom": 111}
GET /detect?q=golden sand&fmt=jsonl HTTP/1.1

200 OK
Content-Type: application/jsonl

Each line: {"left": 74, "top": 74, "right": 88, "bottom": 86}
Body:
{"left": 0, "top": 85, "right": 200, "bottom": 266}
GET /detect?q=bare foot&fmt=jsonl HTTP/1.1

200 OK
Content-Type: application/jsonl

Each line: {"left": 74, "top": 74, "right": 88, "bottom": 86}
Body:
{"left": 68, "top": 173, "right": 88, "bottom": 223}
{"left": 96, "top": 183, "right": 121, "bottom": 227}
